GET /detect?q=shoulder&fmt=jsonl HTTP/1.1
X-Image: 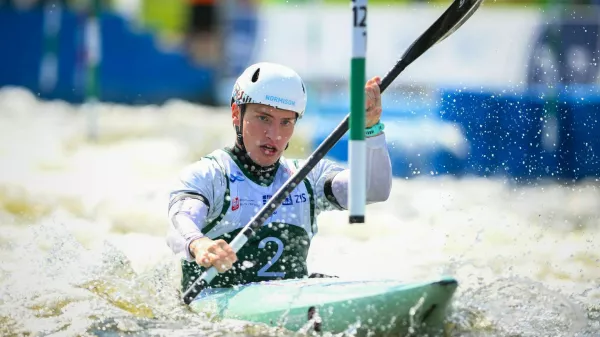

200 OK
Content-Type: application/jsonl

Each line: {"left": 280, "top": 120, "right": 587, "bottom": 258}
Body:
{"left": 178, "top": 151, "right": 228, "bottom": 189}
{"left": 282, "top": 156, "right": 345, "bottom": 184}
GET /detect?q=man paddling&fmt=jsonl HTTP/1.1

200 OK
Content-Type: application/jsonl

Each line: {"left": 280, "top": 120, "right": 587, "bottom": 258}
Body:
{"left": 166, "top": 62, "right": 392, "bottom": 298}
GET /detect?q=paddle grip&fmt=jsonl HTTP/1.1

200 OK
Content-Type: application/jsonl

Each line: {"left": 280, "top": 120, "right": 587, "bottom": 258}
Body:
{"left": 230, "top": 230, "right": 250, "bottom": 252}
{"left": 182, "top": 230, "right": 251, "bottom": 304}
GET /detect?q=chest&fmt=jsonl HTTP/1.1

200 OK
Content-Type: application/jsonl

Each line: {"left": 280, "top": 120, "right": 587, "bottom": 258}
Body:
{"left": 208, "top": 161, "right": 315, "bottom": 239}
{"left": 228, "top": 174, "right": 312, "bottom": 226}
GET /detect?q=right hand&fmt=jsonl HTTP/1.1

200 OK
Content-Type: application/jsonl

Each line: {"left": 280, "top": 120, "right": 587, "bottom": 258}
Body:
{"left": 190, "top": 237, "right": 238, "bottom": 273}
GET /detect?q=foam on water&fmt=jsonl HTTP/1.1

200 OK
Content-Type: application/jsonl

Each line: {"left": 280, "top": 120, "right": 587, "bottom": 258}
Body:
{"left": 0, "top": 87, "right": 598, "bottom": 336}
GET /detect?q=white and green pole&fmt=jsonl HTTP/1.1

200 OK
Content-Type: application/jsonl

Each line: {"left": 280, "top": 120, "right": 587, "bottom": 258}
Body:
{"left": 348, "top": 0, "right": 367, "bottom": 224}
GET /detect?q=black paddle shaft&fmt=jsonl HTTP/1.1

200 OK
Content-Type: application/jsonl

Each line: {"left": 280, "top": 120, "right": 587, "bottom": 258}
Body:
{"left": 182, "top": 0, "right": 484, "bottom": 305}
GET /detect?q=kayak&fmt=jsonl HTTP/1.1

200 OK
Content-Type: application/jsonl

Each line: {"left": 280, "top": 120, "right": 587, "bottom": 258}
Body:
{"left": 189, "top": 276, "right": 458, "bottom": 336}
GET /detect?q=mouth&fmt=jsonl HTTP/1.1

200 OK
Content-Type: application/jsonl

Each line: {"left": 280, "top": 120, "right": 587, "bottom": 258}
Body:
{"left": 260, "top": 144, "right": 278, "bottom": 156}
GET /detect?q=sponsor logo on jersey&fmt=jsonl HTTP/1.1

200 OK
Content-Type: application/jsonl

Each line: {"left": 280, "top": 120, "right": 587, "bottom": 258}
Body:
{"left": 240, "top": 198, "right": 260, "bottom": 207}
{"left": 229, "top": 171, "right": 245, "bottom": 183}
{"left": 282, "top": 196, "right": 293, "bottom": 206}
{"left": 263, "top": 193, "right": 307, "bottom": 208}
{"left": 231, "top": 196, "right": 240, "bottom": 211}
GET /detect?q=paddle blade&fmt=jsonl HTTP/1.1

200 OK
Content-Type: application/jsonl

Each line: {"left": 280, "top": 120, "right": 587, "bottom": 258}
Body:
{"left": 380, "top": 0, "right": 484, "bottom": 92}
{"left": 436, "top": 0, "right": 484, "bottom": 44}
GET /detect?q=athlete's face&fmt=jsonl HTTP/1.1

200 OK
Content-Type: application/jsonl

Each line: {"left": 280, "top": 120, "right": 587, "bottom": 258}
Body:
{"left": 232, "top": 103, "right": 297, "bottom": 166}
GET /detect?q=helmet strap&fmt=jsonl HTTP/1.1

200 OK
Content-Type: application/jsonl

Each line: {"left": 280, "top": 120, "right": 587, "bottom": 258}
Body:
{"left": 235, "top": 105, "right": 247, "bottom": 151}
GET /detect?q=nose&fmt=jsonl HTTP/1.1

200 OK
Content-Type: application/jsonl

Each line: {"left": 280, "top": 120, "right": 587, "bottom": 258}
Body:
{"left": 264, "top": 123, "right": 280, "bottom": 141}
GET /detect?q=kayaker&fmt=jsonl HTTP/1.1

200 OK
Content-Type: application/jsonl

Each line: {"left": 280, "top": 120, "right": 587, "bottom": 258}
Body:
{"left": 165, "top": 62, "right": 392, "bottom": 298}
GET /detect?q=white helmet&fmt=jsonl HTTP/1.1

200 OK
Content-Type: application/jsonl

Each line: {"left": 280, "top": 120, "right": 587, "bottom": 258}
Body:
{"left": 231, "top": 62, "right": 307, "bottom": 118}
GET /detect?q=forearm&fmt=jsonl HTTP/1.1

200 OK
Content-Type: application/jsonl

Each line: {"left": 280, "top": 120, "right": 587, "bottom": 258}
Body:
{"left": 174, "top": 214, "right": 206, "bottom": 260}
{"left": 167, "top": 198, "right": 209, "bottom": 261}
{"left": 331, "top": 133, "right": 392, "bottom": 208}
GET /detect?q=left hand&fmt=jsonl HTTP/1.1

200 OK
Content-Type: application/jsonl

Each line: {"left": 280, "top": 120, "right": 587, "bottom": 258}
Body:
{"left": 365, "top": 76, "right": 383, "bottom": 128}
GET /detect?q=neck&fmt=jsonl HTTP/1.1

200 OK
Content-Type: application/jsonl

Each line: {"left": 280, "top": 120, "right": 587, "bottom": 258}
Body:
{"left": 229, "top": 142, "right": 279, "bottom": 182}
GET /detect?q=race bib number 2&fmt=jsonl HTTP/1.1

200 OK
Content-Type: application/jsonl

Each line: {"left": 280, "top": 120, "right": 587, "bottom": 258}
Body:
{"left": 257, "top": 237, "right": 285, "bottom": 278}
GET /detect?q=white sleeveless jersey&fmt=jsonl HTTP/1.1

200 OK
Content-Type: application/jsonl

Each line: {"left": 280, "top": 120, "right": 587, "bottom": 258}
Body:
{"left": 172, "top": 148, "right": 345, "bottom": 236}
{"left": 203, "top": 149, "right": 315, "bottom": 239}
{"left": 169, "top": 147, "right": 345, "bottom": 288}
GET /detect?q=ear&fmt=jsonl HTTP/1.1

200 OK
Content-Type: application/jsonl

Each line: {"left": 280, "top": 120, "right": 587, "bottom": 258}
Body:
{"left": 231, "top": 103, "right": 241, "bottom": 127}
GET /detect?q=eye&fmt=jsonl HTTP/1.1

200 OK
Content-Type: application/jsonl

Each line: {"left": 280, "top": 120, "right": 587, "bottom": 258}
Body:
{"left": 281, "top": 119, "right": 294, "bottom": 126}
{"left": 258, "top": 115, "right": 269, "bottom": 122}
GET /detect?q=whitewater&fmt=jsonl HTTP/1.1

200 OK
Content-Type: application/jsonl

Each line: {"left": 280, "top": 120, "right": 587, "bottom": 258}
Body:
{"left": 0, "top": 87, "right": 598, "bottom": 336}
